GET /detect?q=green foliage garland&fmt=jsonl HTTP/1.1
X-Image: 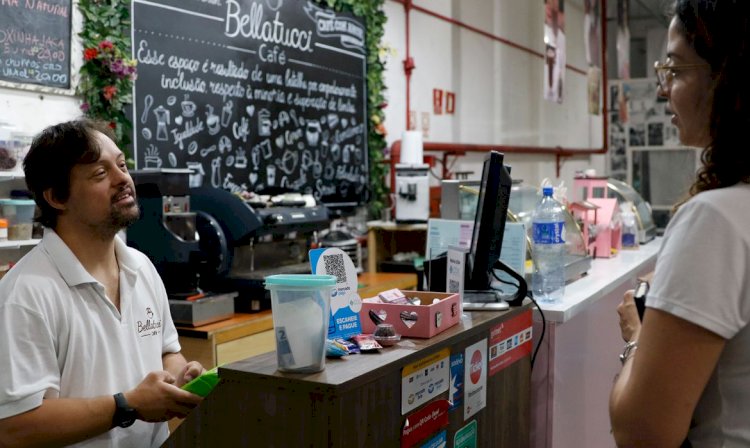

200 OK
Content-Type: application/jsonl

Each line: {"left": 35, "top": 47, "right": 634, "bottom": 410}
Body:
{"left": 77, "top": 0, "right": 136, "bottom": 161}
{"left": 320, "top": 0, "right": 389, "bottom": 218}
{"left": 77, "top": 0, "right": 388, "bottom": 216}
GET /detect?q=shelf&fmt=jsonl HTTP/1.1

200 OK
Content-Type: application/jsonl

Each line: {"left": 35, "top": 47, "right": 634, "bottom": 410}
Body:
{"left": 0, "top": 170, "right": 24, "bottom": 181}
{"left": 0, "top": 238, "right": 40, "bottom": 249}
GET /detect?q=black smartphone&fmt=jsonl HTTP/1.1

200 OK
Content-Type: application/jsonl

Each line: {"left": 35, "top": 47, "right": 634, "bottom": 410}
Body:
{"left": 633, "top": 280, "right": 649, "bottom": 321}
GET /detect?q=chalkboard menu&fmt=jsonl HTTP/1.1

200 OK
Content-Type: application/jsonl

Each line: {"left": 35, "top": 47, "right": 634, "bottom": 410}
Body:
{"left": 132, "top": 0, "right": 368, "bottom": 207}
{"left": 0, "top": 0, "right": 72, "bottom": 89}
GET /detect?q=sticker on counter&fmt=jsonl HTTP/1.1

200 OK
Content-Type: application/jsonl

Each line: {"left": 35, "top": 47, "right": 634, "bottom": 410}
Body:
{"left": 401, "top": 399, "right": 449, "bottom": 448}
{"left": 449, "top": 352, "right": 464, "bottom": 410}
{"left": 401, "top": 348, "right": 450, "bottom": 414}
{"left": 454, "top": 420, "right": 477, "bottom": 448}
{"left": 463, "top": 339, "right": 487, "bottom": 420}
{"left": 419, "top": 430, "right": 447, "bottom": 448}
{"left": 489, "top": 310, "right": 533, "bottom": 377}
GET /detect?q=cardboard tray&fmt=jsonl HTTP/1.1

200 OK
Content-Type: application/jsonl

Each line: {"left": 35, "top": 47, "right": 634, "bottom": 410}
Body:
{"left": 359, "top": 291, "right": 461, "bottom": 338}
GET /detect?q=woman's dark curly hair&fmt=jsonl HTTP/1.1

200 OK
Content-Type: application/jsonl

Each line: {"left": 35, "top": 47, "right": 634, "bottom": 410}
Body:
{"left": 673, "top": 0, "right": 750, "bottom": 207}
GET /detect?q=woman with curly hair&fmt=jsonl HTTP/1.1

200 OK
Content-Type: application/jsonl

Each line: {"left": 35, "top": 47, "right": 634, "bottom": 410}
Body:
{"left": 610, "top": 1, "right": 750, "bottom": 446}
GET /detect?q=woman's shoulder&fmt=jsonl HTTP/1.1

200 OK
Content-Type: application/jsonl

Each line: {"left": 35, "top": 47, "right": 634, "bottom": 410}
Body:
{"left": 682, "top": 183, "right": 750, "bottom": 212}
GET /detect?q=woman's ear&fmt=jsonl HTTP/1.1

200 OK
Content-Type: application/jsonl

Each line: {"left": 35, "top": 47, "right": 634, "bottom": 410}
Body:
{"left": 42, "top": 188, "right": 66, "bottom": 212}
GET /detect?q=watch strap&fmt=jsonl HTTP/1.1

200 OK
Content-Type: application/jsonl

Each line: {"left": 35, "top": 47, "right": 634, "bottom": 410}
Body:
{"left": 112, "top": 392, "right": 137, "bottom": 428}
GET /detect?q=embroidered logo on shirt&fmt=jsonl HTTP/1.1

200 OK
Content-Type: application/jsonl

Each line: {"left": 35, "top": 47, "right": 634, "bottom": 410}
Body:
{"left": 137, "top": 307, "right": 162, "bottom": 337}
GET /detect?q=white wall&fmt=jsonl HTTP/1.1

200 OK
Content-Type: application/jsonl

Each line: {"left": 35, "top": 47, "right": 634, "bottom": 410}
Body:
{"left": 383, "top": 0, "right": 607, "bottom": 193}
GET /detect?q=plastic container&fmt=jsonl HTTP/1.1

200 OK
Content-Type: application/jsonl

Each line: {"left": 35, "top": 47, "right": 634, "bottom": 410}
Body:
{"left": 264, "top": 274, "right": 336, "bottom": 373}
{"left": 531, "top": 187, "right": 566, "bottom": 303}
{"left": 0, "top": 199, "right": 36, "bottom": 241}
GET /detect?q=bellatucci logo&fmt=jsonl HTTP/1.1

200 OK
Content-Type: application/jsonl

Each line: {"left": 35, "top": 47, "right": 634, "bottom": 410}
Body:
{"left": 137, "top": 307, "right": 162, "bottom": 337}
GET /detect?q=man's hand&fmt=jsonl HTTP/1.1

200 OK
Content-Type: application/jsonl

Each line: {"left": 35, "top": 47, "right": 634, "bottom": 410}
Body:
{"left": 617, "top": 289, "right": 642, "bottom": 343}
{"left": 124, "top": 371, "right": 203, "bottom": 422}
{"left": 175, "top": 361, "right": 205, "bottom": 388}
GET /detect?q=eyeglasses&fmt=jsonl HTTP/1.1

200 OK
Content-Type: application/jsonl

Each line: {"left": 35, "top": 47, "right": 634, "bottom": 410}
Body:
{"left": 653, "top": 60, "right": 711, "bottom": 91}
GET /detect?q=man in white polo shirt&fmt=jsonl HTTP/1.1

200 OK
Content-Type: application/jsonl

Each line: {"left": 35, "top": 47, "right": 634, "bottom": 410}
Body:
{"left": 0, "top": 119, "right": 204, "bottom": 447}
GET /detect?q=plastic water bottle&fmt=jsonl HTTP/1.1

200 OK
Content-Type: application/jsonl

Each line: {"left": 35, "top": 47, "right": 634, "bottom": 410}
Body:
{"left": 532, "top": 187, "right": 566, "bottom": 303}
{"left": 621, "top": 210, "right": 639, "bottom": 249}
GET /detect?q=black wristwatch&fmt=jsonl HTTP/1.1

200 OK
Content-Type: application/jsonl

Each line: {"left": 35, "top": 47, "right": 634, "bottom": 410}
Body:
{"left": 112, "top": 393, "right": 137, "bottom": 428}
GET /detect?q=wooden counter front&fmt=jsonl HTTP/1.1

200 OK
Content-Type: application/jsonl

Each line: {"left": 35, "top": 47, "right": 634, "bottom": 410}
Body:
{"left": 167, "top": 304, "right": 532, "bottom": 447}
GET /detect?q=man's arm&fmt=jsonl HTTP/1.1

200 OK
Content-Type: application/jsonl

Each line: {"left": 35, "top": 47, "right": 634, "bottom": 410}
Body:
{"left": 0, "top": 371, "right": 202, "bottom": 448}
{"left": 0, "top": 396, "right": 115, "bottom": 447}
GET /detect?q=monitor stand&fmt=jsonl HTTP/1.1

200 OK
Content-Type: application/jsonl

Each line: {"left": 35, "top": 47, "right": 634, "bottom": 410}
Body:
{"left": 463, "top": 260, "right": 527, "bottom": 311}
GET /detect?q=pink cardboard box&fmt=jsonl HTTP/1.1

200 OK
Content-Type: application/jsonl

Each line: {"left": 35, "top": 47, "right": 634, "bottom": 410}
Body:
{"left": 360, "top": 291, "right": 461, "bottom": 338}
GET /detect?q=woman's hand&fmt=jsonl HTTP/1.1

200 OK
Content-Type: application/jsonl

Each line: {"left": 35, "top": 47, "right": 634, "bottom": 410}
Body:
{"left": 617, "top": 290, "right": 642, "bottom": 342}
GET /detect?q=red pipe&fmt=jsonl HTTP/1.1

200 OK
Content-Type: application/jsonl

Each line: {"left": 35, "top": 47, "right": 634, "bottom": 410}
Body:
{"left": 389, "top": 0, "right": 609, "bottom": 187}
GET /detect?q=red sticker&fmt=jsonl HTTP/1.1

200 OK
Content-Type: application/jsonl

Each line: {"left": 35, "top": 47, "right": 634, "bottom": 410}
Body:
{"left": 469, "top": 349, "right": 482, "bottom": 384}
{"left": 401, "top": 399, "right": 450, "bottom": 448}
{"left": 489, "top": 310, "right": 533, "bottom": 376}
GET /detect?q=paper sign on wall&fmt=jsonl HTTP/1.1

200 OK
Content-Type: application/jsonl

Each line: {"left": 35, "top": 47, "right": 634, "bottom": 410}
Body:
{"left": 310, "top": 247, "right": 362, "bottom": 340}
{"left": 420, "top": 430, "right": 447, "bottom": 448}
{"left": 401, "top": 348, "right": 450, "bottom": 414}
{"left": 489, "top": 310, "right": 533, "bottom": 376}
{"left": 463, "top": 339, "right": 487, "bottom": 419}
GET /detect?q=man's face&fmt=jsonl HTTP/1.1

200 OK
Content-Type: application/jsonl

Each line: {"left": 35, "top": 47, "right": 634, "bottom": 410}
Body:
{"left": 62, "top": 131, "right": 139, "bottom": 237}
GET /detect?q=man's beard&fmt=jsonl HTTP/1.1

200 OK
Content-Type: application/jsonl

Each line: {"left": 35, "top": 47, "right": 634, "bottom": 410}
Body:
{"left": 90, "top": 202, "right": 141, "bottom": 239}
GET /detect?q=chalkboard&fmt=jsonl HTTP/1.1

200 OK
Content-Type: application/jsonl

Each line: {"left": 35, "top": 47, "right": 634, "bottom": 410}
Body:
{"left": 0, "top": 0, "right": 72, "bottom": 89}
{"left": 131, "top": 0, "right": 368, "bottom": 207}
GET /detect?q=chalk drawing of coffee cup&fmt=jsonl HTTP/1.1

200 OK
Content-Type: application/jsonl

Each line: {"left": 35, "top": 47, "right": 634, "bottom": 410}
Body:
{"left": 144, "top": 145, "right": 162, "bottom": 168}
{"left": 305, "top": 120, "right": 321, "bottom": 147}
{"left": 144, "top": 156, "right": 162, "bottom": 169}
{"left": 267, "top": 164, "right": 276, "bottom": 186}
{"left": 206, "top": 105, "right": 220, "bottom": 135}
{"left": 221, "top": 100, "right": 233, "bottom": 127}
{"left": 181, "top": 95, "right": 196, "bottom": 117}
{"left": 258, "top": 109, "right": 271, "bottom": 136}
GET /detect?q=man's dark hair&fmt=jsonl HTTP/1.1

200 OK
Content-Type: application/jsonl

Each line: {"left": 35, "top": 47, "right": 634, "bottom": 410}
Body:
{"left": 24, "top": 119, "right": 116, "bottom": 228}
{"left": 672, "top": 0, "right": 750, "bottom": 200}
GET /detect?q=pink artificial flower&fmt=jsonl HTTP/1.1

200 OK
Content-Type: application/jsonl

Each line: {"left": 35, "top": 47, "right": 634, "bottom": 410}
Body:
{"left": 98, "top": 40, "right": 114, "bottom": 50}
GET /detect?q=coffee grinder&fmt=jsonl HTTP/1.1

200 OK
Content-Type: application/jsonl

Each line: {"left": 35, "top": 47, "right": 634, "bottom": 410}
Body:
{"left": 127, "top": 169, "right": 236, "bottom": 326}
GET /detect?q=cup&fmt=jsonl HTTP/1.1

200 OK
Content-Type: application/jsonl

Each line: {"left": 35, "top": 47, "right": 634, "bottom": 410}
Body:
{"left": 265, "top": 274, "right": 336, "bottom": 373}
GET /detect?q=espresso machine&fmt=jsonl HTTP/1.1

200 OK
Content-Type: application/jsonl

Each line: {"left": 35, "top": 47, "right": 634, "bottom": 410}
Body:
{"left": 190, "top": 188, "right": 330, "bottom": 312}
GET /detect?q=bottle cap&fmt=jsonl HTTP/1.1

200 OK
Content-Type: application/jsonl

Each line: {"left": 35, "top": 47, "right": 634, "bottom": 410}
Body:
{"left": 542, "top": 186, "right": 554, "bottom": 196}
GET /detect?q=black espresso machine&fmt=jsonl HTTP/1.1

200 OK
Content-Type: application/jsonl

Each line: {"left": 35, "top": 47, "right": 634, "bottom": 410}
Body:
{"left": 128, "top": 169, "right": 330, "bottom": 314}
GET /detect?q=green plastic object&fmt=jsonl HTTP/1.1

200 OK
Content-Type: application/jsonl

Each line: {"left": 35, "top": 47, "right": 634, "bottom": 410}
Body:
{"left": 181, "top": 366, "right": 219, "bottom": 397}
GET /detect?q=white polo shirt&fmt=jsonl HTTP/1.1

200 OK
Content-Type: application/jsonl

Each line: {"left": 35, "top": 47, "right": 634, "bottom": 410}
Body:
{"left": 0, "top": 229, "right": 181, "bottom": 448}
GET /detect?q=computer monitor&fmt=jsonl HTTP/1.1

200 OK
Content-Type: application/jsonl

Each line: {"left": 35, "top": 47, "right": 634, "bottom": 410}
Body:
{"left": 466, "top": 151, "right": 527, "bottom": 306}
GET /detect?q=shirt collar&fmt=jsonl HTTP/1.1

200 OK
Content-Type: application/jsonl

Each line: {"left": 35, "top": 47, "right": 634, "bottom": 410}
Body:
{"left": 41, "top": 228, "right": 145, "bottom": 287}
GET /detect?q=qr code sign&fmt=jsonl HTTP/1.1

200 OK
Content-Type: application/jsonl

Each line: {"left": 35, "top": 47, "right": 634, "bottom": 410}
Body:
{"left": 324, "top": 253, "right": 347, "bottom": 283}
{"left": 448, "top": 279, "right": 460, "bottom": 293}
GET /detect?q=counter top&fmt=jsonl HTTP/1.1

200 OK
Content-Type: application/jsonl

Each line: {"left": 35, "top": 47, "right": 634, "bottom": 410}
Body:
{"left": 537, "top": 237, "right": 662, "bottom": 323}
